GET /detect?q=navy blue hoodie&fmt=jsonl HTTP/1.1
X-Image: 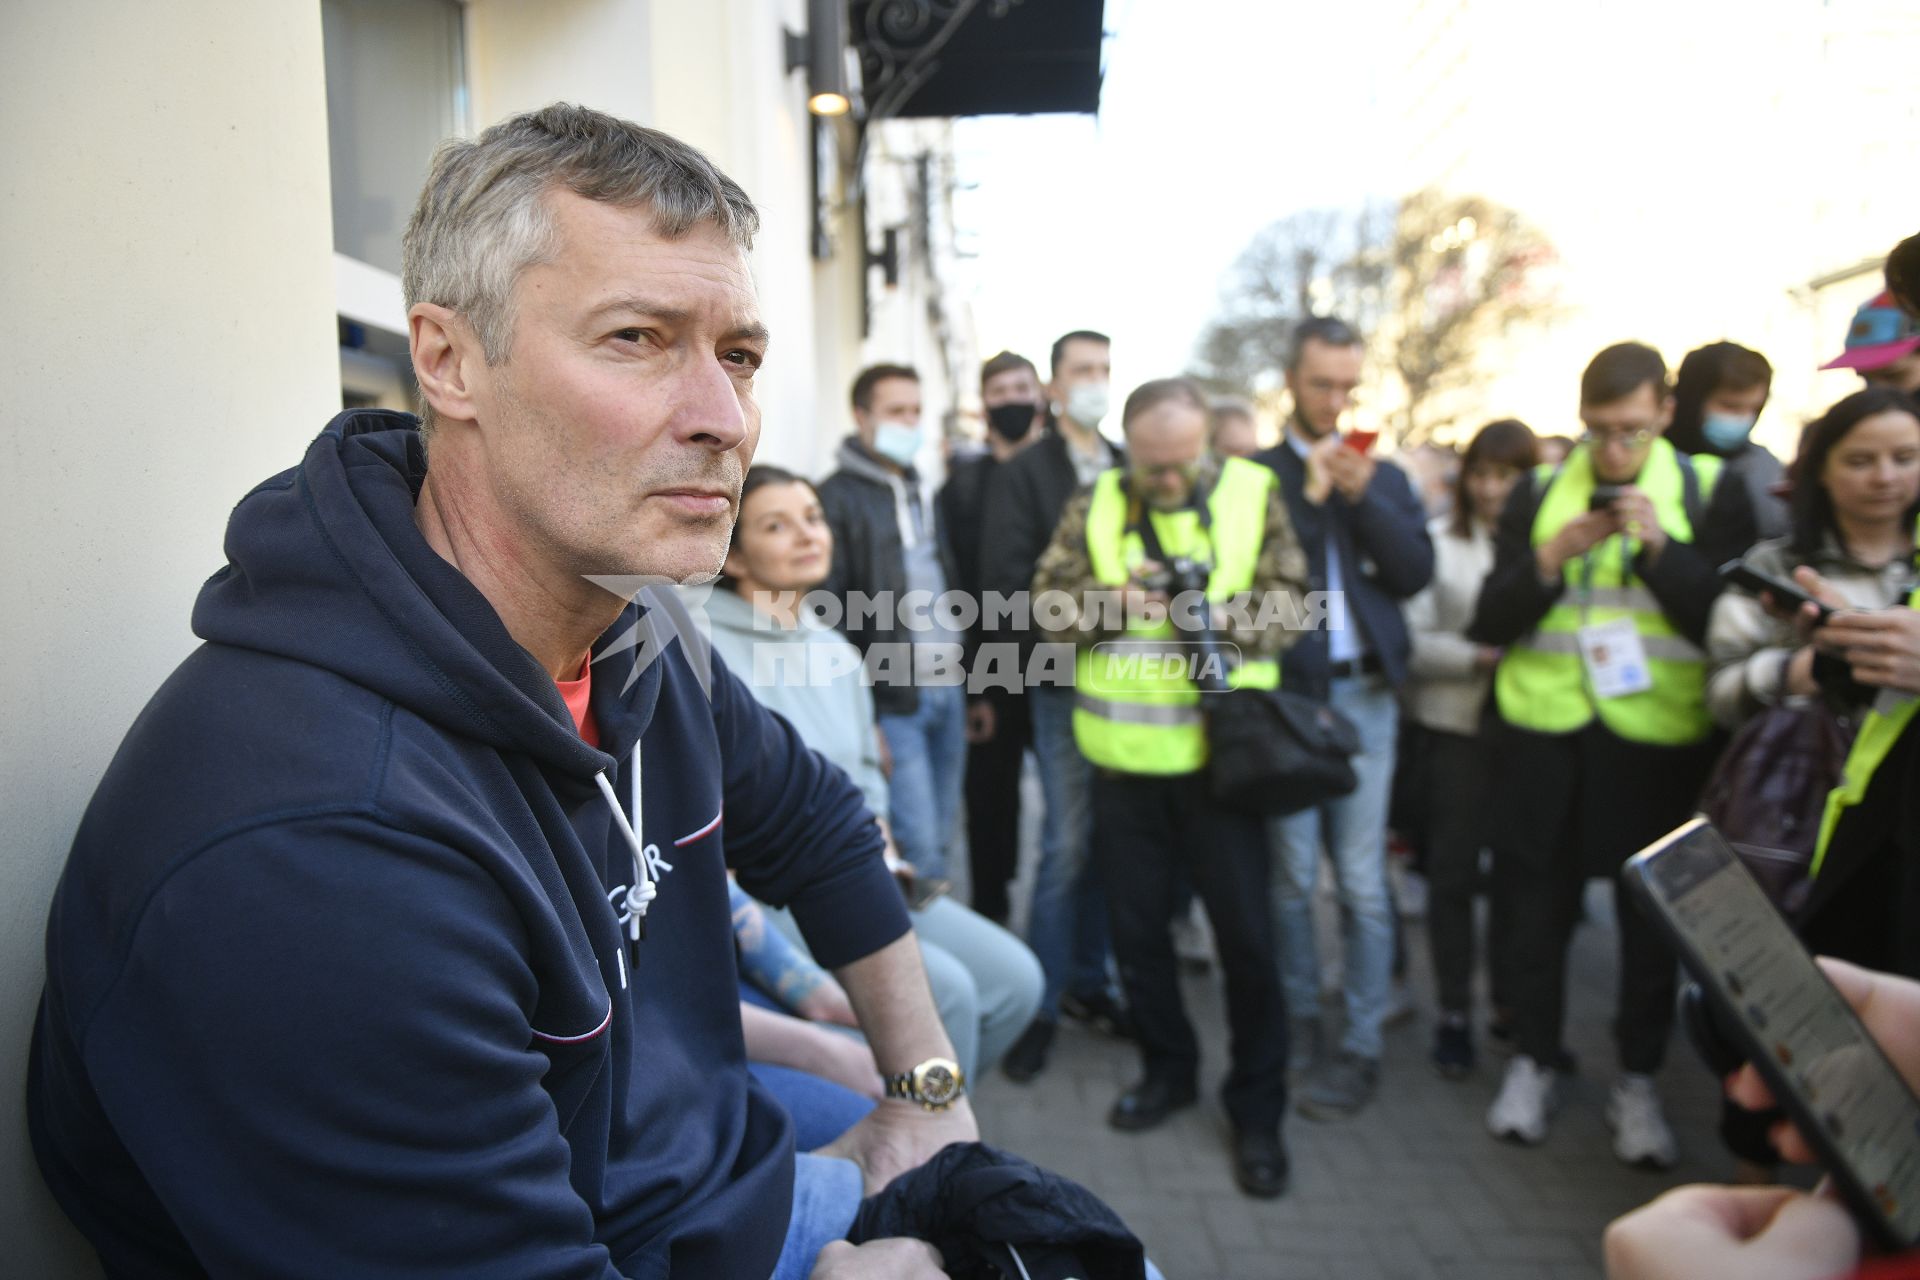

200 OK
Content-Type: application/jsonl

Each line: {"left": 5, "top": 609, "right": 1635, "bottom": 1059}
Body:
{"left": 28, "top": 412, "right": 908, "bottom": 1278}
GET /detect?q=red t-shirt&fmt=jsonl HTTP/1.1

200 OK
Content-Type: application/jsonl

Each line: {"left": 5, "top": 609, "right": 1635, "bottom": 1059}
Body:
{"left": 556, "top": 654, "right": 600, "bottom": 749}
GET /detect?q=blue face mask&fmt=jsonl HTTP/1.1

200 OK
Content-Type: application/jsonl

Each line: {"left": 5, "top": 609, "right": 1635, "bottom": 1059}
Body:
{"left": 872, "top": 420, "right": 922, "bottom": 468}
{"left": 1700, "top": 412, "right": 1756, "bottom": 452}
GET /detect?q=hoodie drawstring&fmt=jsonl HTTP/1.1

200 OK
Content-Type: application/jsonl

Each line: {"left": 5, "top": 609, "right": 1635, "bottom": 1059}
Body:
{"left": 595, "top": 743, "right": 672, "bottom": 955}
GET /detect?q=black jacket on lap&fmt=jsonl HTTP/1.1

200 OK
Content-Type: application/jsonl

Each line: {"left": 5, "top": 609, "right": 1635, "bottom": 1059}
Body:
{"left": 850, "top": 1142, "right": 1146, "bottom": 1280}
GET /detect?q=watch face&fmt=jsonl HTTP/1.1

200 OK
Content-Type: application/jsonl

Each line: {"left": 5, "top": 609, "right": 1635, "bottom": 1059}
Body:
{"left": 917, "top": 1060, "right": 959, "bottom": 1104}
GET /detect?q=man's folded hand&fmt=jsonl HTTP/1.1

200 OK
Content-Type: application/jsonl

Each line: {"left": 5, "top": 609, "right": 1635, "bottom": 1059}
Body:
{"left": 818, "top": 1097, "right": 978, "bottom": 1197}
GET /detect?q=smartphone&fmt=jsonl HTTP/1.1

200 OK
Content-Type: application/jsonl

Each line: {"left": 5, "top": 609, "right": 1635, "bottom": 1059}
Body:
{"left": 901, "top": 875, "right": 950, "bottom": 912}
{"left": 1721, "top": 560, "right": 1835, "bottom": 624}
{"left": 1624, "top": 819, "right": 1920, "bottom": 1249}
{"left": 1588, "top": 483, "right": 1627, "bottom": 512}
{"left": 1342, "top": 429, "right": 1379, "bottom": 455}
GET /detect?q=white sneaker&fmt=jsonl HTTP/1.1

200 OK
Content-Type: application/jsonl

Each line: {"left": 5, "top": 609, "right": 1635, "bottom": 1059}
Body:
{"left": 1487, "top": 1055, "right": 1557, "bottom": 1145}
{"left": 1607, "top": 1073, "right": 1679, "bottom": 1169}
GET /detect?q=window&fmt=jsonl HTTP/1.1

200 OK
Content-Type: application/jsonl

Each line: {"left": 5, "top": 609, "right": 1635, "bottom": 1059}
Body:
{"left": 322, "top": 0, "right": 468, "bottom": 278}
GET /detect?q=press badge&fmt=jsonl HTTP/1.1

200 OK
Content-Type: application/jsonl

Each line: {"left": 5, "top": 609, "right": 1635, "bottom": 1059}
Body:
{"left": 1577, "top": 617, "right": 1654, "bottom": 698}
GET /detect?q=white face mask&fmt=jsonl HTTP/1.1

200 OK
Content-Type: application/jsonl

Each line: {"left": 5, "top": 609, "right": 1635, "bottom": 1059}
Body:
{"left": 1064, "top": 382, "right": 1110, "bottom": 427}
{"left": 872, "top": 419, "right": 921, "bottom": 468}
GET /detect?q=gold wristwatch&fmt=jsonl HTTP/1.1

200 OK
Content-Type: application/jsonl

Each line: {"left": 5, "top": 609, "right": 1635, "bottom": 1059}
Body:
{"left": 883, "top": 1056, "right": 967, "bottom": 1110}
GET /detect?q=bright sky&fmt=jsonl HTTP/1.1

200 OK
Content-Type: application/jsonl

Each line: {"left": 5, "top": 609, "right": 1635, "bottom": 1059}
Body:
{"left": 951, "top": 0, "right": 1390, "bottom": 409}
{"left": 950, "top": 0, "right": 1920, "bottom": 448}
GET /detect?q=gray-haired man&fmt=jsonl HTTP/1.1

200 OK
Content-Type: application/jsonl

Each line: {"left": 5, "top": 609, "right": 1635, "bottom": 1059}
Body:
{"left": 30, "top": 105, "right": 960, "bottom": 1279}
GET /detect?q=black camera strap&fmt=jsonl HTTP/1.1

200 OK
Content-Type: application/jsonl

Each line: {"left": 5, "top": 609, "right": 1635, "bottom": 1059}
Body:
{"left": 1123, "top": 471, "right": 1214, "bottom": 567}
{"left": 1121, "top": 470, "right": 1234, "bottom": 692}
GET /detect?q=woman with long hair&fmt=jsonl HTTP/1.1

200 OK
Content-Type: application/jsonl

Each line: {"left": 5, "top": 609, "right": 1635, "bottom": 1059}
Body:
{"left": 704, "top": 465, "right": 1043, "bottom": 1088}
{"left": 1403, "top": 418, "right": 1539, "bottom": 1079}
{"left": 1708, "top": 388, "right": 1920, "bottom": 731}
{"left": 1705, "top": 387, "right": 1920, "bottom": 1183}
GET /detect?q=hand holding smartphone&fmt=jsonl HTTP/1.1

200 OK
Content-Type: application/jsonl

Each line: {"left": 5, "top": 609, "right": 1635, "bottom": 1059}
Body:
{"left": 1721, "top": 560, "right": 1837, "bottom": 625}
{"left": 1625, "top": 820, "right": 1920, "bottom": 1249}
{"left": 1587, "top": 482, "right": 1627, "bottom": 513}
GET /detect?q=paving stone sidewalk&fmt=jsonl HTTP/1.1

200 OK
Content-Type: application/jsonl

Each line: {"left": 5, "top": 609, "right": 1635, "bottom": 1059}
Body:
{"left": 965, "top": 874, "right": 1772, "bottom": 1280}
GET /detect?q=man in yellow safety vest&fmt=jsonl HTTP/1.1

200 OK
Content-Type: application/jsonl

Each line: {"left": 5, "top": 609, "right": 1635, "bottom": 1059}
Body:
{"left": 1470, "top": 342, "right": 1729, "bottom": 1168}
{"left": 1031, "top": 376, "right": 1308, "bottom": 1198}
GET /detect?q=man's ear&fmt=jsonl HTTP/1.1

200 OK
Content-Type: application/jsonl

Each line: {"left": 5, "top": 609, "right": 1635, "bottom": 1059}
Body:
{"left": 410, "top": 303, "right": 484, "bottom": 427}
{"left": 1655, "top": 393, "right": 1677, "bottom": 433}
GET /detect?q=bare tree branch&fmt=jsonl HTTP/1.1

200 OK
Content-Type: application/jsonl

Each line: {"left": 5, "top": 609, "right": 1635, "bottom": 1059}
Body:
{"left": 1192, "top": 191, "right": 1561, "bottom": 446}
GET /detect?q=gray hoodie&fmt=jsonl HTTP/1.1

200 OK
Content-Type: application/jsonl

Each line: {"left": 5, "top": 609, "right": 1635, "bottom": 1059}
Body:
{"left": 701, "top": 586, "right": 891, "bottom": 815}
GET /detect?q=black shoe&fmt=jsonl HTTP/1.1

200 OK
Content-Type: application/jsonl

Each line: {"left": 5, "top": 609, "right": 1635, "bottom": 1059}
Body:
{"left": 1487, "top": 1015, "right": 1516, "bottom": 1054}
{"left": 1061, "top": 988, "right": 1136, "bottom": 1040}
{"left": 1432, "top": 1019, "right": 1475, "bottom": 1080}
{"left": 1107, "top": 1076, "right": 1198, "bottom": 1132}
{"left": 1231, "top": 1128, "right": 1290, "bottom": 1199}
{"left": 1295, "top": 1051, "right": 1380, "bottom": 1120}
{"left": 1000, "top": 1018, "right": 1055, "bottom": 1083}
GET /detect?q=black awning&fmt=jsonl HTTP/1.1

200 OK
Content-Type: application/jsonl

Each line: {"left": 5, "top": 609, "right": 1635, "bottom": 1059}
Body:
{"left": 851, "top": 0, "right": 1105, "bottom": 119}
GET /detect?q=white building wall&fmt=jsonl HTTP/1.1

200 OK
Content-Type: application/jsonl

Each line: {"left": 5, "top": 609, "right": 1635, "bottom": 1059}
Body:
{"left": 467, "top": 0, "right": 657, "bottom": 129}
{"left": 857, "top": 118, "right": 980, "bottom": 481}
{"left": 468, "top": 0, "right": 857, "bottom": 478}
{"left": 0, "top": 2, "right": 341, "bottom": 1274}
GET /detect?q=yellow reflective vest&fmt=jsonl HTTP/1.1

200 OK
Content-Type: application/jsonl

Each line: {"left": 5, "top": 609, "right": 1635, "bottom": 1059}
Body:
{"left": 1812, "top": 582, "right": 1920, "bottom": 878}
{"left": 1494, "top": 438, "right": 1721, "bottom": 746}
{"left": 1072, "top": 456, "right": 1280, "bottom": 776}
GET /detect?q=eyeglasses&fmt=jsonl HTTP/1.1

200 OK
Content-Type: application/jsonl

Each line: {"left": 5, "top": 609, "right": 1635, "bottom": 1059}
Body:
{"left": 1580, "top": 427, "right": 1656, "bottom": 450}
{"left": 1131, "top": 459, "right": 1204, "bottom": 483}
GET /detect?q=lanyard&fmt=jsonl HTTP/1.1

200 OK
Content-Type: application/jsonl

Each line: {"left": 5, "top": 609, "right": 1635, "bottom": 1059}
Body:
{"left": 1124, "top": 472, "right": 1216, "bottom": 572}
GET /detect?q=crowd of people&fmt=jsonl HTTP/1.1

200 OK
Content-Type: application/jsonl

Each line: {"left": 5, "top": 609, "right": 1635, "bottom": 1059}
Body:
{"left": 770, "top": 242, "right": 1920, "bottom": 1270}
{"left": 21, "top": 101, "right": 1920, "bottom": 1278}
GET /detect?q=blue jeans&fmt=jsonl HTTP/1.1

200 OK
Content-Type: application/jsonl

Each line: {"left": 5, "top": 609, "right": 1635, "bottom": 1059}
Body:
{"left": 1268, "top": 675, "right": 1400, "bottom": 1060}
{"left": 750, "top": 1063, "right": 875, "bottom": 1152}
{"left": 772, "top": 1153, "right": 864, "bottom": 1280}
{"left": 761, "top": 896, "right": 1039, "bottom": 1086}
{"left": 913, "top": 896, "right": 1043, "bottom": 1079}
{"left": 880, "top": 682, "right": 967, "bottom": 880}
{"left": 1025, "top": 683, "right": 1112, "bottom": 1018}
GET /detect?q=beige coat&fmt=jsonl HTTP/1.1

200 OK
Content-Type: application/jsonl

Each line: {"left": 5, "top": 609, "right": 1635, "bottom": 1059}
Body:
{"left": 1705, "top": 532, "right": 1917, "bottom": 730}
{"left": 1404, "top": 515, "right": 1497, "bottom": 736}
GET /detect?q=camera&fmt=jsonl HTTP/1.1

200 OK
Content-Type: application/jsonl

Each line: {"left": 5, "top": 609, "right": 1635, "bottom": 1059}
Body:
{"left": 1140, "top": 556, "right": 1211, "bottom": 598}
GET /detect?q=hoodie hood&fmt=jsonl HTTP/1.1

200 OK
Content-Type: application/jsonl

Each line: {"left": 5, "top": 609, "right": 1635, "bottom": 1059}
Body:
{"left": 194, "top": 410, "right": 657, "bottom": 779}
{"left": 32, "top": 412, "right": 909, "bottom": 1279}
